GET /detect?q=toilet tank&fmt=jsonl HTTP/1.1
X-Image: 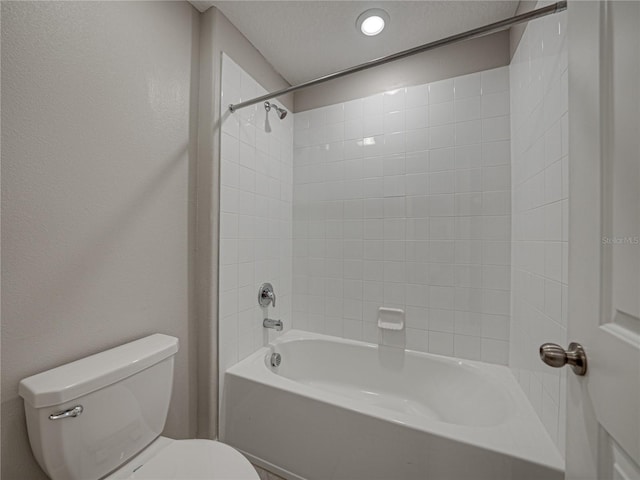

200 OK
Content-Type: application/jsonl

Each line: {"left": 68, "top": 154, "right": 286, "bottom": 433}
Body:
{"left": 18, "top": 334, "right": 179, "bottom": 480}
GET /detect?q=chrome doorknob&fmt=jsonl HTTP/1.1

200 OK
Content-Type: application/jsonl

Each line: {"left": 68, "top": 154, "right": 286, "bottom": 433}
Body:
{"left": 539, "top": 342, "right": 587, "bottom": 376}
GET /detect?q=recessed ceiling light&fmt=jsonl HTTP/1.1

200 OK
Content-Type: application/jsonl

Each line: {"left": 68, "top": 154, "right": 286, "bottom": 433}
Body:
{"left": 356, "top": 9, "right": 389, "bottom": 37}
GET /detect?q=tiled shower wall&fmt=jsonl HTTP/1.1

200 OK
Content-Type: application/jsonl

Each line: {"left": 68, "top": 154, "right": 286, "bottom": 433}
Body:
{"left": 509, "top": 5, "right": 568, "bottom": 454}
{"left": 218, "top": 55, "right": 293, "bottom": 379}
{"left": 292, "top": 67, "right": 512, "bottom": 364}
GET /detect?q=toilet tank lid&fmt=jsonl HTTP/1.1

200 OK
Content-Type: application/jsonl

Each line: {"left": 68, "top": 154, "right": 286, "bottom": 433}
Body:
{"left": 19, "top": 334, "right": 179, "bottom": 408}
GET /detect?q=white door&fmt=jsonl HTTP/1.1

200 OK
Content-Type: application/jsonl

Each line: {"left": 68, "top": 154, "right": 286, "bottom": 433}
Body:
{"left": 565, "top": 1, "right": 640, "bottom": 479}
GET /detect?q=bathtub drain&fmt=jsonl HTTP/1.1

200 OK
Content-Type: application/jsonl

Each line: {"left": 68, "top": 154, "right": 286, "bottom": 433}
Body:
{"left": 270, "top": 353, "right": 282, "bottom": 368}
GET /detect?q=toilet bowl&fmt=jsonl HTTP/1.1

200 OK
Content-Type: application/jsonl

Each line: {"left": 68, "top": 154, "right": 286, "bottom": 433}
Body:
{"left": 18, "top": 334, "right": 259, "bottom": 480}
{"left": 105, "top": 438, "right": 258, "bottom": 479}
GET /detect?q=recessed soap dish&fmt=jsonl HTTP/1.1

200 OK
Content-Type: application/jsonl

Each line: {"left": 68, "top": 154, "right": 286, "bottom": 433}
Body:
{"left": 377, "top": 307, "right": 405, "bottom": 330}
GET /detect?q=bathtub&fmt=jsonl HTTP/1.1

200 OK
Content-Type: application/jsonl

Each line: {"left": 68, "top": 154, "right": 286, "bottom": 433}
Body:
{"left": 221, "top": 330, "right": 564, "bottom": 480}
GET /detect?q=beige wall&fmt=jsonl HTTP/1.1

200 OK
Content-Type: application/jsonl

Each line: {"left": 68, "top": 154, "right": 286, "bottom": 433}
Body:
{"left": 294, "top": 31, "right": 510, "bottom": 112}
{"left": 195, "top": 6, "right": 291, "bottom": 438}
{"left": 1, "top": 2, "right": 200, "bottom": 478}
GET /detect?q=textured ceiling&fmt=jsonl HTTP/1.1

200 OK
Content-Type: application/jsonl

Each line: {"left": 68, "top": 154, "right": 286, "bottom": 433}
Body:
{"left": 191, "top": 1, "right": 520, "bottom": 85}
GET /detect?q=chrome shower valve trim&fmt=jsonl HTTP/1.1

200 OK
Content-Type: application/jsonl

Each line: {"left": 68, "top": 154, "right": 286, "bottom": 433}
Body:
{"left": 258, "top": 283, "right": 276, "bottom": 308}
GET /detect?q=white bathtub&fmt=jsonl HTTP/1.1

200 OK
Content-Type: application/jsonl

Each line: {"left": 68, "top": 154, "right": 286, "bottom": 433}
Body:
{"left": 221, "top": 330, "right": 564, "bottom": 480}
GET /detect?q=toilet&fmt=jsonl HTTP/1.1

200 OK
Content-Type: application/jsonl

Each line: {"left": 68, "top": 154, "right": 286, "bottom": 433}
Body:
{"left": 18, "top": 334, "right": 259, "bottom": 480}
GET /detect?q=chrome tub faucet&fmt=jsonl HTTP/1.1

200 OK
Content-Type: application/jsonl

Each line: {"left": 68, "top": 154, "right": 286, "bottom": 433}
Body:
{"left": 263, "top": 318, "right": 283, "bottom": 331}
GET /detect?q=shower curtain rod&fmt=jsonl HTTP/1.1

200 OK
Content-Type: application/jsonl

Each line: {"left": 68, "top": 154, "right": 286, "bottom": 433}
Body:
{"left": 228, "top": 0, "right": 566, "bottom": 113}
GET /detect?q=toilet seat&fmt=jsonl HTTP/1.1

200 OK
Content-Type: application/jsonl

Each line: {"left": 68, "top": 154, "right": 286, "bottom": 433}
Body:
{"left": 106, "top": 438, "right": 259, "bottom": 480}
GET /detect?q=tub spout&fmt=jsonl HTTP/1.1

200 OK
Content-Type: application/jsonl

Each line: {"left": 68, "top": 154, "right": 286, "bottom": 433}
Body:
{"left": 263, "top": 318, "right": 283, "bottom": 331}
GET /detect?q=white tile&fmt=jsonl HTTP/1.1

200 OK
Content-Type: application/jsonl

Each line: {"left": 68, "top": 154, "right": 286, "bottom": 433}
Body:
{"left": 344, "top": 98, "right": 363, "bottom": 120}
{"left": 544, "top": 160, "right": 562, "bottom": 203}
{"left": 455, "top": 239, "right": 482, "bottom": 264}
{"left": 384, "top": 240, "right": 405, "bottom": 261}
{"left": 383, "top": 218, "right": 406, "bottom": 240}
{"left": 428, "top": 194, "right": 455, "bottom": 217}
{"left": 326, "top": 123, "right": 344, "bottom": 143}
{"left": 290, "top": 65, "right": 521, "bottom": 389}
{"left": 383, "top": 197, "right": 405, "bottom": 217}
{"left": 484, "top": 169, "right": 511, "bottom": 197}
{"left": 406, "top": 284, "right": 428, "bottom": 307}
{"left": 429, "top": 102, "right": 454, "bottom": 126}
{"left": 383, "top": 88, "right": 406, "bottom": 113}
{"left": 430, "top": 147, "right": 455, "bottom": 171}
{"left": 481, "top": 91, "right": 510, "bottom": 118}
{"left": 383, "top": 261, "right": 405, "bottom": 283}
{"left": 454, "top": 311, "right": 481, "bottom": 336}
{"left": 481, "top": 314, "right": 509, "bottom": 340}
{"left": 455, "top": 120, "right": 482, "bottom": 146}
{"left": 221, "top": 132, "right": 240, "bottom": 163}
{"left": 384, "top": 111, "right": 404, "bottom": 134}
{"left": 383, "top": 133, "right": 405, "bottom": 157}
{"left": 325, "top": 103, "right": 345, "bottom": 124}
{"left": 481, "top": 67, "right": 509, "bottom": 95}
{"left": 428, "top": 172, "right": 455, "bottom": 194}
{"left": 483, "top": 265, "right": 510, "bottom": 290}
{"left": 482, "top": 116, "right": 510, "bottom": 142}
{"left": 544, "top": 201, "right": 562, "bottom": 241}
{"left": 405, "top": 151, "right": 429, "bottom": 174}
{"left": 454, "top": 334, "right": 481, "bottom": 360}
{"left": 406, "top": 261, "right": 429, "bottom": 284}
{"left": 239, "top": 141, "right": 256, "bottom": 170}
{"left": 406, "top": 218, "right": 429, "bottom": 241}
{"left": 454, "top": 73, "right": 481, "bottom": 99}
{"left": 219, "top": 264, "right": 238, "bottom": 292}
{"left": 544, "top": 279, "right": 562, "bottom": 323}
{"left": 344, "top": 118, "right": 363, "bottom": 140}
{"left": 220, "top": 212, "right": 239, "bottom": 239}
{"left": 405, "top": 173, "right": 429, "bottom": 196}
{"left": 363, "top": 178, "right": 383, "bottom": 198}
{"left": 362, "top": 260, "right": 384, "bottom": 282}
{"left": 429, "top": 217, "right": 455, "bottom": 240}
{"left": 405, "top": 128, "right": 429, "bottom": 153}
{"left": 384, "top": 281, "right": 405, "bottom": 303}
{"left": 221, "top": 159, "right": 239, "bottom": 188}
{"left": 456, "top": 168, "right": 482, "bottom": 193}
{"left": 482, "top": 289, "right": 510, "bottom": 315}
{"left": 405, "top": 84, "right": 429, "bottom": 107}
{"left": 405, "top": 305, "right": 428, "bottom": 330}
{"left": 363, "top": 93, "right": 383, "bottom": 117}
{"left": 429, "top": 286, "right": 455, "bottom": 310}
{"left": 429, "top": 79, "right": 454, "bottom": 104}
{"left": 363, "top": 115, "right": 383, "bottom": 137}
{"left": 405, "top": 106, "right": 428, "bottom": 130}
{"left": 429, "top": 308, "right": 455, "bottom": 333}
{"left": 455, "top": 146, "right": 482, "bottom": 169}
{"left": 429, "top": 125, "right": 455, "bottom": 149}
{"left": 428, "top": 331, "right": 454, "bottom": 355}
{"left": 480, "top": 338, "right": 509, "bottom": 364}
{"left": 481, "top": 141, "right": 510, "bottom": 166}
{"left": 455, "top": 97, "right": 481, "bottom": 122}
{"left": 406, "top": 329, "right": 429, "bottom": 352}
{"left": 343, "top": 320, "right": 363, "bottom": 340}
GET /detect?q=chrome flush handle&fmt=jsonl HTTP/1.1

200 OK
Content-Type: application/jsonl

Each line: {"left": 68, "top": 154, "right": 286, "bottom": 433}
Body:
{"left": 49, "top": 405, "right": 84, "bottom": 420}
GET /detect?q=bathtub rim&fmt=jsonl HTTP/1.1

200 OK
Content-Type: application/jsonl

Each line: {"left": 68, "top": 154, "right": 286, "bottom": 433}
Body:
{"left": 223, "top": 329, "right": 565, "bottom": 473}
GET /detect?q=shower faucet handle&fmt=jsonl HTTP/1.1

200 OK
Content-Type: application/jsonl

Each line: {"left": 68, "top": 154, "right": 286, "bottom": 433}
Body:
{"left": 258, "top": 283, "right": 276, "bottom": 308}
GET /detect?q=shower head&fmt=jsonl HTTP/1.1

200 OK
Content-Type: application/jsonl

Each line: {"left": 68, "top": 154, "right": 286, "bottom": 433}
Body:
{"left": 264, "top": 101, "right": 287, "bottom": 120}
